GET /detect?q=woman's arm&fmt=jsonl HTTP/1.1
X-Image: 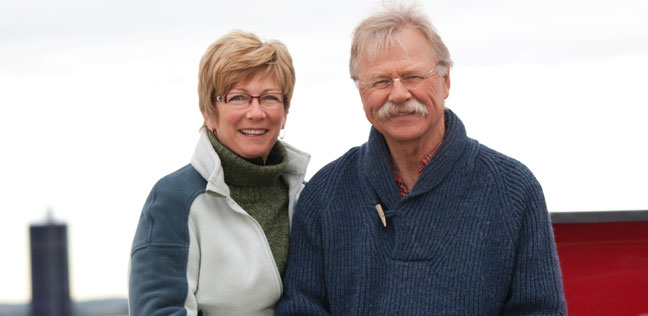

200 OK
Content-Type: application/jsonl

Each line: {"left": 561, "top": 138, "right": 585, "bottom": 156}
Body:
{"left": 129, "top": 174, "right": 202, "bottom": 316}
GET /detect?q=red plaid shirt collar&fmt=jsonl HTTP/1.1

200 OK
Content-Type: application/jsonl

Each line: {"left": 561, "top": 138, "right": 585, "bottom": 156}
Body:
{"left": 392, "top": 142, "right": 441, "bottom": 197}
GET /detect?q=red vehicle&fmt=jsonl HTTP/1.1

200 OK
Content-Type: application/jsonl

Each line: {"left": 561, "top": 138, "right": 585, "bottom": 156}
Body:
{"left": 551, "top": 210, "right": 648, "bottom": 316}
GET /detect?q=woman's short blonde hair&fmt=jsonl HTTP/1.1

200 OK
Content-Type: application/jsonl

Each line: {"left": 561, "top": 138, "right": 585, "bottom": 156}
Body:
{"left": 198, "top": 30, "right": 296, "bottom": 121}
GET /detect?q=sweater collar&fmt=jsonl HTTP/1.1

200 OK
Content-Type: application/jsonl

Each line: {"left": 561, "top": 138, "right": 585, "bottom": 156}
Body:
{"left": 190, "top": 128, "right": 311, "bottom": 200}
{"left": 361, "top": 109, "right": 469, "bottom": 205}
{"left": 208, "top": 131, "right": 288, "bottom": 187}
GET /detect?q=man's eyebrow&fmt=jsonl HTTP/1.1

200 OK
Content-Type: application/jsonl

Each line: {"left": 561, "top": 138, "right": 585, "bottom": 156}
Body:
{"left": 364, "top": 66, "right": 429, "bottom": 78}
{"left": 363, "top": 70, "right": 389, "bottom": 78}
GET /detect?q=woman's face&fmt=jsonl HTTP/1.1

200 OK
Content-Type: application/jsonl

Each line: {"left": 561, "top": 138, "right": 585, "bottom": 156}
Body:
{"left": 204, "top": 72, "right": 287, "bottom": 163}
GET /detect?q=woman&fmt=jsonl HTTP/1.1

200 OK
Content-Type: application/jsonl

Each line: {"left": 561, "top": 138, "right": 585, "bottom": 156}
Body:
{"left": 128, "top": 31, "right": 310, "bottom": 316}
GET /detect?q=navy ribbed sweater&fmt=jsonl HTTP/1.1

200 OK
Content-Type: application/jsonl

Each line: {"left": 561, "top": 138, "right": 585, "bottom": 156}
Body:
{"left": 276, "top": 110, "right": 567, "bottom": 315}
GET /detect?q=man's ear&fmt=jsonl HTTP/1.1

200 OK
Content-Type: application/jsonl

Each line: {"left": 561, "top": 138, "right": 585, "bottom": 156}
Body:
{"left": 443, "top": 70, "right": 451, "bottom": 99}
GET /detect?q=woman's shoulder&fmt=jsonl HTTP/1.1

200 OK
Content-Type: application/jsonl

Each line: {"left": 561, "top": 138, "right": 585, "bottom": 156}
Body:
{"left": 152, "top": 164, "right": 207, "bottom": 202}
{"left": 133, "top": 164, "right": 207, "bottom": 249}
{"left": 143, "top": 164, "right": 207, "bottom": 225}
{"left": 281, "top": 140, "right": 311, "bottom": 176}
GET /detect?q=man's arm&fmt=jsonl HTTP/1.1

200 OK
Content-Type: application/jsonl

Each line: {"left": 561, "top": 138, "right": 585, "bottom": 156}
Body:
{"left": 502, "top": 178, "right": 567, "bottom": 316}
{"left": 275, "top": 183, "right": 330, "bottom": 316}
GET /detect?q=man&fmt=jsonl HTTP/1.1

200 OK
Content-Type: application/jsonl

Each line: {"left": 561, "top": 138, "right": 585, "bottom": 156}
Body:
{"left": 276, "top": 4, "right": 567, "bottom": 315}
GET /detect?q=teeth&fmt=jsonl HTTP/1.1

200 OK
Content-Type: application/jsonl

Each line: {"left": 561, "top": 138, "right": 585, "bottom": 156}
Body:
{"left": 241, "top": 129, "right": 266, "bottom": 135}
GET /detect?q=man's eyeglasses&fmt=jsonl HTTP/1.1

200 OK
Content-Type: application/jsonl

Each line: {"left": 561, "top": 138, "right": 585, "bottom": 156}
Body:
{"left": 356, "top": 68, "right": 439, "bottom": 90}
{"left": 215, "top": 92, "right": 286, "bottom": 109}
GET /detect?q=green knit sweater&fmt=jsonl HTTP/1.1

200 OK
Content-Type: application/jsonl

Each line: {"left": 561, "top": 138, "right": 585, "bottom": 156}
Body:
{"left": 208, "top": 132, "right": 291, "bottom": 276}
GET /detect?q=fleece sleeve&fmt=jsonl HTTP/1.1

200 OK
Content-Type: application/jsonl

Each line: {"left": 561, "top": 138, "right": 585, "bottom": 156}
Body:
{"left": 502, "top": 177, "right": 567, "bottom": 316}
{"left": 128, "top": 171, "right": 203, "bottom": 316}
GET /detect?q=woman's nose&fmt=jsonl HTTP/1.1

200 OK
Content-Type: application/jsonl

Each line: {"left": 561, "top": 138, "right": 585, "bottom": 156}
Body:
{"left": 246, "top": 99, "right": 267, "bottom": 119}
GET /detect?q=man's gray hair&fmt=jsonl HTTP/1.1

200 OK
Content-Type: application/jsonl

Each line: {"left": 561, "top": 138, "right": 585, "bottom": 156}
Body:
{"left": 349, "top": 3, "right": 453, "bottom": 80}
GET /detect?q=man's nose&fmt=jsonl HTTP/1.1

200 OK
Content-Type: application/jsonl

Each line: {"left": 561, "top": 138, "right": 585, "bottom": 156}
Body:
{"left": 387, "top": 79, "right": 412, "bottom": 103}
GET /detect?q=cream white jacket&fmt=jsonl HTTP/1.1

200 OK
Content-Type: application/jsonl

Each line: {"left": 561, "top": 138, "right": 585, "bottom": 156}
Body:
{"left": 129, "top": 129, "right": 310, "bottom": 316}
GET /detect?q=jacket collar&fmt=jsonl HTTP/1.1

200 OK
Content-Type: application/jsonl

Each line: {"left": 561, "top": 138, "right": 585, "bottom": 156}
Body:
{"left": 190, "top": 128, "right": 230, "bottom": 196}
{"left": 190, "top": 128, "right": 310, "bottom": 197}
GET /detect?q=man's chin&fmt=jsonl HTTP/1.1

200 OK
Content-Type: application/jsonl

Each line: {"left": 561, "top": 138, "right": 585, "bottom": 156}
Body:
{"left": 379, "top": 125, "right": 426, "bottom": 140}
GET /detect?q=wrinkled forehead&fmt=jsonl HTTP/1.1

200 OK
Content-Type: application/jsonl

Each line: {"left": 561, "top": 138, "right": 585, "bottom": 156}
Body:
{"left": 356, "top": 29, "right": 437, "bottom": 73}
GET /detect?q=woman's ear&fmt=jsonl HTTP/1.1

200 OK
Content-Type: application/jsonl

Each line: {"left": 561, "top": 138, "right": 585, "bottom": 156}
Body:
{"left": 281, "top": 112, "right": 287, "bottom": 129}
{"left": 202, "top": 111, "right": 215, "bottom": 131}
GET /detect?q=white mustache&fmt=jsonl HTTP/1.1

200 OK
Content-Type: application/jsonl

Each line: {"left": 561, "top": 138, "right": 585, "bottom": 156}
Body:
{"left": 376, "top": 99, "right": 428, "bottom": 121}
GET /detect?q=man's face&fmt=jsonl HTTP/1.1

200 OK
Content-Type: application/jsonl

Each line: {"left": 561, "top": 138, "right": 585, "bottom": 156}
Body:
{"left": 356, "top": 27, "right": 450, "bottom": 148}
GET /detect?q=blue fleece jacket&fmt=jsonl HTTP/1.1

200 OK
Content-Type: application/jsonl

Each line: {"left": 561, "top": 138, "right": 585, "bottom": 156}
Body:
{"left": 276, "top": 109, "right": 566, "bottom": 316}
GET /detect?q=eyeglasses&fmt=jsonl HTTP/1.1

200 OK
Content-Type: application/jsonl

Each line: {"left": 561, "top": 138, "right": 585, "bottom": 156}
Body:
{"left": 356, "top": 67, "right": 438, "bottom": 90}
{"left": 214, "top": 92, "right": 286, "bottom": 109}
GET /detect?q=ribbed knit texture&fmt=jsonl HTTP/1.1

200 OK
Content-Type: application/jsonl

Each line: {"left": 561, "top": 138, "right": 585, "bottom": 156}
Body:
{"left": 208, "top": 132, "right": 291, "bottom": 276}
{"left": 276, "top": 109, "right": 567, "bottom": 315}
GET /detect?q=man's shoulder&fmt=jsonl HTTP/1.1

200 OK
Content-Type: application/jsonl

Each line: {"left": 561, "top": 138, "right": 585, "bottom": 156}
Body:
{"left": 310, "top": 146, "right": 364, "bottom": 181}
{"left": 473, "top": 142, "right": 536, "bottom": 180}
{"left": 298, "top": 145, "right": 365, "bottom": 203}
{"left": 469, "top": 142, "right": 544, "bottom": 207}
{"left": 468, "top": 143, "right": 546, "bottom": 227}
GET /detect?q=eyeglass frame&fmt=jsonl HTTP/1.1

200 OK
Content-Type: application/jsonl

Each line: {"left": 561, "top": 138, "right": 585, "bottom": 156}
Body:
{"left": 213, "top": 92, "right": 288, "bottom": 107}
{"left": 354, "top": 65, "right": 445, "bottom": 90}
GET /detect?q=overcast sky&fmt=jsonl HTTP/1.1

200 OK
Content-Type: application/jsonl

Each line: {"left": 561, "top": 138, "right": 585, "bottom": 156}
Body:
{"left": 1, "top": 0, "right": 647, "bottom": 303}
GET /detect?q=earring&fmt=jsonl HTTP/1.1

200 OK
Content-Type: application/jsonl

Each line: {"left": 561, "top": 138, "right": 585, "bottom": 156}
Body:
{"left": 279, "top": 129, "right": 285, "bottom": 139}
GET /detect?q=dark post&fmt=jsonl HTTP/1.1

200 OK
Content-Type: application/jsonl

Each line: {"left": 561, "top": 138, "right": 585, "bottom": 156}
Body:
{"left": 29, "top": 213, "right": 71, "bottom": 316}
